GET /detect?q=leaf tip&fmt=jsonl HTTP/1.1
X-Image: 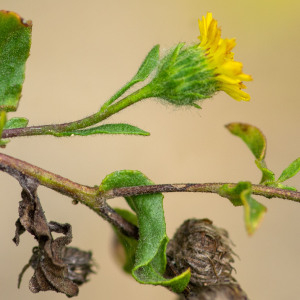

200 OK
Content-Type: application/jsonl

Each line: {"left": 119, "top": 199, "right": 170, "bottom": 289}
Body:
{"left": 0, "top": 10, "right": 32, "bottom": 28}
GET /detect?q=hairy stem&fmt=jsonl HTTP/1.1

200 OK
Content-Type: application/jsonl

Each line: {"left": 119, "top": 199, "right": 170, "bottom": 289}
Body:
{"left": 102, "top": 183, "right": 300, "bottom": 203}
{"left": 0, "top": 153, "right": 299, "bottom": 239}
{"left": 0, "top": 152, "right": 138, "bottom": 239}
{"left": 2, "top": 85, "right": 152, "bottom": 138}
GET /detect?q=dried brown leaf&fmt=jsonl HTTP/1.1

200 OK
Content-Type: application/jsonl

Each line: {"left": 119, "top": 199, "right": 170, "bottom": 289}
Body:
{"left": 13, "top": 174, "right": 79, "bottom": 297}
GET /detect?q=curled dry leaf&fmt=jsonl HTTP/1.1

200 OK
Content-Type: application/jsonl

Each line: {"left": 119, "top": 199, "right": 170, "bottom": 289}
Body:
{"left": 62, "top": 247, "right": 95, "bottom": 286}
{"left": 18, "top": 246, "right": 95, "bottom": 293}
{"left": 167, "top": 219, "right": 248, "bottom": 300}
{"left": 12, "top": 174, "right": 93, "bottom": 297}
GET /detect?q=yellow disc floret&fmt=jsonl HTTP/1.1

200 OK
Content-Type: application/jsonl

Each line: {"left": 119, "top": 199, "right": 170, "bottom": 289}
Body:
{"left": 198, "top": 13, "right": 252, "bottom": 101}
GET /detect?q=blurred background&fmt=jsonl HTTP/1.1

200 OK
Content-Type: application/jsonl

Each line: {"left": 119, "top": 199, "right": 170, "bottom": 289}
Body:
{"left": 0, "top": 0, "right": 299, "bottom": 299}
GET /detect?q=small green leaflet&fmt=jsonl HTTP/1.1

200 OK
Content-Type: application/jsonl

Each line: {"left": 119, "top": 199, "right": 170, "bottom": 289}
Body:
{"left": 4, "top": 117, "right": 28, "bottom": 129}
{"left": 132, "top": 44, "right": 160, "bottom": 82}
{"left": 270, "top": 157, "right": 300, "bottom": 191}
{"left": 226, "top": 123, "right": 275, "bottom": 185}
{"left": 255, "top": 160, "right": 275, "bottom": 184}
{"left": 0, "top": 11, "right": 32, "bottom": 112}
{"left": 226, "top": 123, "right": 299, "bottom": 190}
{"left": 100, "top": 45, "right": 159, "bottom": 111}
{"left": 99, "top": 170, "right": 190, "bottom": 293}
{"left": 219, "top": 182, "right": 248, "bottom": 206}
{"left": 241, "top": 187, "right": 267, "bottom": 235}
{"left": 277, "top": 158, "right": 300, "bottom": 184}
{"left": 225, "top": 123, "right": 266, "bottom": 160}
{"left": 275, "top": 183, "right": 297, "bottom": 192}
{"left": 219, "top": 182, "right": 266, "bottom": 235}
{"left": 54, "top": 123, "right": 149, "bottom": 137}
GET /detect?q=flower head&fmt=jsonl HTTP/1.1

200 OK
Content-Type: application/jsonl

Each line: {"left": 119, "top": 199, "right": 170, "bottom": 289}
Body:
{"left": 149, "top": 12, "right": 252, "bottom": 106}
{"left": 149, "top": 43, "right": 217, "bottom": 107}
{"left": 198, "top": 12, "right": 252, "bottom": 101}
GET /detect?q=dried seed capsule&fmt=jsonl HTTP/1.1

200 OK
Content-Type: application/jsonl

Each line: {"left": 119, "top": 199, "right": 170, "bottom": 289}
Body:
{"left": 167, "top": 219, "right": 248, "bottom": 300}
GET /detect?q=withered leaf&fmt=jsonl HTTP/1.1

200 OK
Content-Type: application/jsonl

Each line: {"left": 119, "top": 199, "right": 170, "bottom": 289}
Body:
{"left": 13, "top": 175, "right": 50, "bottom": 244}
{"left": 13, "top": 174, "right": 79, "bottom": 297}
{"left": 62, "top": 247, "right": 95, "bottom": 285}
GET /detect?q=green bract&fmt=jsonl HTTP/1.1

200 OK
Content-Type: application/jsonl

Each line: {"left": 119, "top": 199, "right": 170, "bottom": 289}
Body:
{"left": 149, "top": 43, "right": 217, "bottom": 107}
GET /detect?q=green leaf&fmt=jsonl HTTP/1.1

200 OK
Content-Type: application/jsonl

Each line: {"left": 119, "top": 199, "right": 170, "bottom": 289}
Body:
{"left": 218, "top": 182, "right": 250, "bottom": 206}
{"left": 226, "top": 123, "right": 276, "bottom": 185}
{"left": 226, "top": 123, "right": 266, "bottom": 160}
{"left": 255, "top": 159, "right": 275, "bottom": 184}
{"left": 3, "top": 117, "right": 28, "bottom": 129}
{"left": 0, "top": 11, "right": 32, "bottom": 112}
{"left": 276, "top": 183, "right": 297, "bottom": 192}
{"left": 240, "top": 188, "right": 267, "bottom": 235}
{"left": 112, "top": 209, "right": 138, "bottom": 273}
{"left": 132, "top": 44, "right": 160, "bottom": 82}
{"left": 277, "top": 157, "right": 300, "bottom": 183}
{"left": 100, "top": 170, "right": 190, "bottom": 293}
{"left": 55, "top": 123, "right": 150, "bottom": 137}
{"left": 100, "top": 45, "right": 160, "bottom": 111}
{"left": 219, "top": 181, "right": 267, "bottom": 235}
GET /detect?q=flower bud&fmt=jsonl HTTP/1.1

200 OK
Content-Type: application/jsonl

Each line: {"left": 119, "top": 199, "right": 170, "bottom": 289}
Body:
{"left": 150, "top": 43, "right": 217, "bottom": 107}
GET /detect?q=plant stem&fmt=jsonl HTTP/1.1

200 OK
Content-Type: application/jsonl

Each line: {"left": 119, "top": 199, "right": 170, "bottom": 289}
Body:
{"left": 2, "top": 84, "right": 152, "bottom": 138}
{"left": 0, "top": 153, "right": 299, "bottom": 238}
{"left": 101, "top": 182, "right": 300, "bottom": 203}
{"left": 0, "top": 152, "right": 138, "bottom": 239}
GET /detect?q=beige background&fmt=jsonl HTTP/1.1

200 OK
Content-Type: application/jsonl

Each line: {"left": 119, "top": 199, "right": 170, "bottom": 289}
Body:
{"left": 1, "top": 0, "right": 299, "bottom": 299}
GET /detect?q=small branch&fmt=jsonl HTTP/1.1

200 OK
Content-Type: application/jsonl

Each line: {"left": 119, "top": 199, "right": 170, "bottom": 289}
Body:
{"left": 2, "top": 85, "right": 151, "bottom": 138}
{"left": 0, "top": 152, "right": 138, "bottom": 239}
{"left": 0, "top": 152, "right": 299, "bottom": 240}
{"left": 0, "top": 152, "right": 98, "bottom": 201}
{"left": 103, "top": 183, "right": 300, "bottom": 203}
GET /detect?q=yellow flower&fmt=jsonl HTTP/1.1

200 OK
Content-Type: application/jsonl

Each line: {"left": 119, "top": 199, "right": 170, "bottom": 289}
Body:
{"left": 148, "top": 12, "right": 252, "bottom": 106}
{"left": 198, "top": 13, "right": 252, "bottom": 101}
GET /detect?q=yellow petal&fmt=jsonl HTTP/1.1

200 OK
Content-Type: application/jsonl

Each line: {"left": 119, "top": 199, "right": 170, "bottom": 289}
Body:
{"left": 222, "top": 85, "right": 251, "bottom": 101}
{"left": 198, "top": 12, "right": 252, "bottom": 101}
{"left": 216, "top": 74, "right": 241, "bottom": 85}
